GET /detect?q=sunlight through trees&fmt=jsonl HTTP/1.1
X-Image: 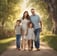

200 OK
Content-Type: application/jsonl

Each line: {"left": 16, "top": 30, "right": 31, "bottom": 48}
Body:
{"left": 0, "top": 0, "right": 23, "bottom": 38}
{"left": 0, "top": 0, "right": 57, "bottom": 39}
{"left": 28, "top": 0, "right": 57, "bottom": 34}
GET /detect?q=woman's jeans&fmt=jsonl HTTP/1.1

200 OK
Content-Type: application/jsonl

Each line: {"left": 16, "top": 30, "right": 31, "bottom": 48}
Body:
{"left": 34, "top": 28, "right": 41, "bottom": 48}
{"left": 16, "top": 34, "right": 21, "bottom": 48}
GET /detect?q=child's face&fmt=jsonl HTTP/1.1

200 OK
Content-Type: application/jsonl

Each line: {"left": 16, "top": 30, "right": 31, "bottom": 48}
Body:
{"left": 16, "top": 21, "right": 20, "bottom": 25}
{"left": 30, "top": 24, "right": 33, "bottom": 28}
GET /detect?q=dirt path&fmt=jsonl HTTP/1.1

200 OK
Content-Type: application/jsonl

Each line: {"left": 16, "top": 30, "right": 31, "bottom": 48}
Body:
{"left": 0, "top": 41, "right": 57, "bottom": 56}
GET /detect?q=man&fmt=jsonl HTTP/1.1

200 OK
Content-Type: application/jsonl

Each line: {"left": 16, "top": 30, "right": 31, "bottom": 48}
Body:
{"left": 30, "top": 8, "right": 42, "bottom": 51}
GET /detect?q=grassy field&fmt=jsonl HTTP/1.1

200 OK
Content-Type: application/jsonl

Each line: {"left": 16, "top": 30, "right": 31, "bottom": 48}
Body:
{"left": 41, "top": 35, "right": 57, "bottom": 51}
{"left": 0, "top": 37, "right": 15, "bottom": 54}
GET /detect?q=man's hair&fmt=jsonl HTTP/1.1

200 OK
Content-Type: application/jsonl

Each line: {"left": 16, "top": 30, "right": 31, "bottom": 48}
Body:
{"left": 31, "top": 8, "right": 35, "bottom": 10}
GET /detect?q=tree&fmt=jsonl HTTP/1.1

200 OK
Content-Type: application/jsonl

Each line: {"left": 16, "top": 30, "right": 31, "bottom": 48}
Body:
{"left": 0, "top": 0, "right": 23, "bottom": 38}
{"left": 28, "top": 0, "right": 57, "bottom": 34}
{"left": 43, "top": 0, "right": 57, "bottom": 34}
{"left": 0, "top": 0, "right": 22, "bottom": 29}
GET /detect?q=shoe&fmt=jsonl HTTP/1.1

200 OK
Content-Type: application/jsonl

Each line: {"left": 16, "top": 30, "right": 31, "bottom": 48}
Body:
{"left": 31, "top": 48, "right": 33, "bottom": 51}
{"left": 24, "top": 49, "right": 26, "bottom": 51}
{"left": 17, "top": 48, "right": 21, "bottom": 51}
{"left": 28, "top": 49, "right": 31, "bottom": 51}
{"left": 37, "top": 48, "right": 40, "bottom": 51}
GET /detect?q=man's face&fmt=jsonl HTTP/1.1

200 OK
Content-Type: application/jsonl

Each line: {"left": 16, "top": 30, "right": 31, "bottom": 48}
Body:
{"left": 31, "top": 9, "right": 35, "bottom": 14}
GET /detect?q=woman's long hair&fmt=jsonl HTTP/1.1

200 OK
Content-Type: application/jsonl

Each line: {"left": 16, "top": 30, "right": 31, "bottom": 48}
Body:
{"left": 22, "top": 11, "right": 30, "bottom": 20}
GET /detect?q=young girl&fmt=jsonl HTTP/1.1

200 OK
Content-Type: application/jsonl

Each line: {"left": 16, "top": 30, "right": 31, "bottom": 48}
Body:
{"left": 21, "top": 11, "right": 30, "bottom": 50}
{"left": 27, "top": 22, "right": 35, "bottom": 51}
{"left": 15, "top": 20, "right": 22, "bottom": 50}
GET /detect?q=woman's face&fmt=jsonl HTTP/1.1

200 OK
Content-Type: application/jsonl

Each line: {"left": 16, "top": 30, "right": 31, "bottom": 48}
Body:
{"left": 24, "top": 12, "right": 28, "bottom": 17}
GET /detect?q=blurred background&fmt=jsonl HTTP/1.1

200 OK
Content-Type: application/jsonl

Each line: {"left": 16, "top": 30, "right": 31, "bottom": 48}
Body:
{"left": 0, "top": 0, "right": 57, "bottom": 54}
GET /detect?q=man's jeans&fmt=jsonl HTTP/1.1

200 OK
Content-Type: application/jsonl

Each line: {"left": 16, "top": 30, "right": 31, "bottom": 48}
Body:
{"left": 16, "top": 34, "right": 21, "bottom": 48}
{"left": 34, "top": 28, "right": 41, "bottom": 48}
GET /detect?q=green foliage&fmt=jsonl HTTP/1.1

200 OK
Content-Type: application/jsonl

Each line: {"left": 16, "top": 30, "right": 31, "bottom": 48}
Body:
{"left": 42, "top": 16, "right": 53, "bottom": 31}
{"left": 28, "top": 0, "right": 53, "bottom": 32}
{"left": 28, "top": 0, "right": 48, "bottom": 14}
{"left": 41, "top": 35, "right": 57, "bottom": 51}
{"left": 0, "top": 37, "right": 15, "bottom": 54}
{"left": 0, "top": 0, "right": 22, "bottom": 37}
{"left": 0, "top": 0, "right": 22, "bottom": 23}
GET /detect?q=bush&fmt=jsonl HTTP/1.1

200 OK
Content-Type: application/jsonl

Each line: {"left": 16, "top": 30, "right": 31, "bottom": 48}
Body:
{"left": 41, "top": 35, "right": 57, "bottom": 51}
{"left": 0, "top": 28, "right": 15, "bottom": 39}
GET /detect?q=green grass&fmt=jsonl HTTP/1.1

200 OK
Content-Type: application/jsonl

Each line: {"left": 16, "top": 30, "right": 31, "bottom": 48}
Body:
{"left": 41, "top": 35, "right": 57, "bottom": 51}
{"left": 0, "top": 37, "right": 15, "bottom": 54}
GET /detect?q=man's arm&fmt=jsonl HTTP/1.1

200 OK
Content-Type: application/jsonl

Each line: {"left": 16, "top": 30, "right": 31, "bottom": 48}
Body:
{"left": 38, "top": 15, "right": 42, "bottom": 29}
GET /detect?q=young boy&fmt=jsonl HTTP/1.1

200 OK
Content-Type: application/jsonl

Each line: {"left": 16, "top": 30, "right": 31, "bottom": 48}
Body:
{"left": 15, "top": 20, "right": 22, "bottom": 50}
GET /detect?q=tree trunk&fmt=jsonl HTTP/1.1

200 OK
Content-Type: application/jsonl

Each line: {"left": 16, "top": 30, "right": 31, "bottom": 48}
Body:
{"left": 52, "top": 20, "right": 57, "bottom": 34}
{"left": 44, "top": 0, "right": 57, "bottom": 34}
{"left": 52, "top": 0, "right": 57, "bottom": 34}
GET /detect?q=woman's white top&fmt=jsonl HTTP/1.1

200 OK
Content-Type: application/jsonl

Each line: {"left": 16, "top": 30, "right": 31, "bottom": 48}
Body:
{"left": 27, "top": 28, "right": 35, "bottom": 40}
{"left": 22, "top": 19, "right": 29, "bottom": 31}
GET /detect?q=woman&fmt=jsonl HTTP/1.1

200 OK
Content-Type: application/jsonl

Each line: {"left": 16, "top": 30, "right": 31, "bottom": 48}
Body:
{"left": 21, "top": 11, "right": 30, "bottom": 50}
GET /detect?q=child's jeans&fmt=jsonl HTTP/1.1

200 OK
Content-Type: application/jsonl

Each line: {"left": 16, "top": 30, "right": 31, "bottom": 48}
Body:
{"left": 16, "top": 34, "right": 21, "bottom": 48}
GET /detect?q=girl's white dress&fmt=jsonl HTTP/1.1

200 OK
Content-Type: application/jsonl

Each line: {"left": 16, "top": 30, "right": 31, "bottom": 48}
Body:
{"left": 27, "top": 28, "right": 35, "bottom": 40}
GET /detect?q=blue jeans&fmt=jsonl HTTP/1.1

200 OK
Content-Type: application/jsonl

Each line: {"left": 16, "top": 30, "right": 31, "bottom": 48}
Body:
{"left": 16, "top": 34, "right": 21, "bottom": 48}
{"left": 34, "top": 28, "right": 41, "bottom": 48}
